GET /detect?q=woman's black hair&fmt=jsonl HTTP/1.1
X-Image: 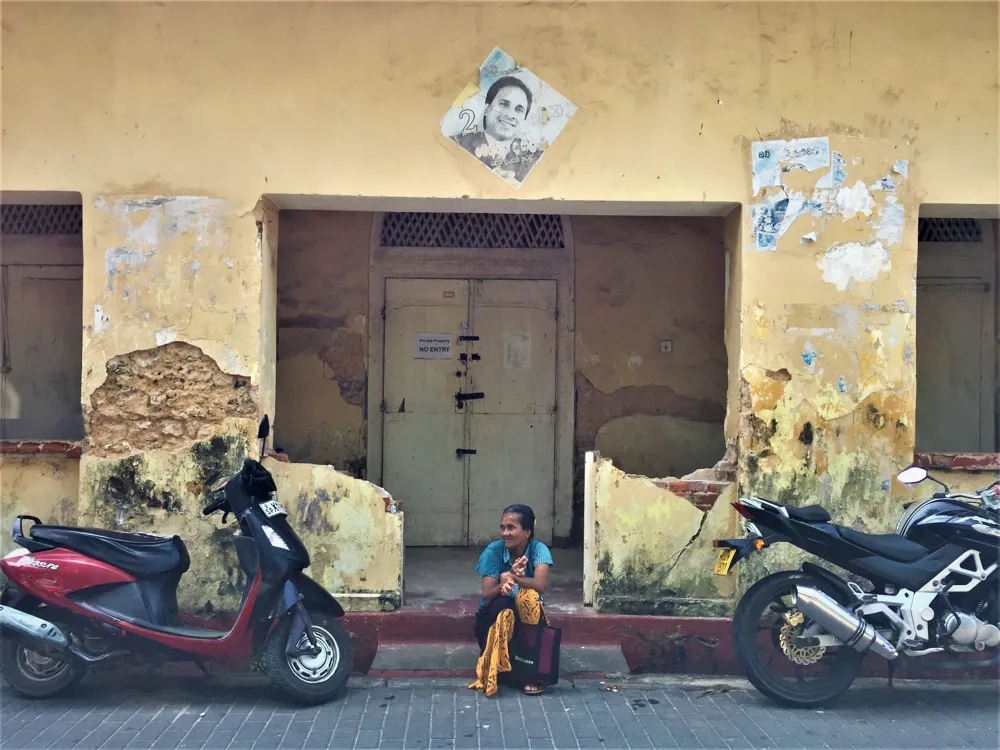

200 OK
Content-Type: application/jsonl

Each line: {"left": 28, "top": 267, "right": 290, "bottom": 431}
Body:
{"left": 484, "top": 76, "right": 533, "bottom": 119}
{"left": 501, "top": 504, "right": 536, "bottom": 539}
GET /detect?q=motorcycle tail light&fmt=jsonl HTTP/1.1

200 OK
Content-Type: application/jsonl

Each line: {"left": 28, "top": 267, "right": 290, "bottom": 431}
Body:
{"left": 732, "top": 502, "right": 753, "bottom": 520}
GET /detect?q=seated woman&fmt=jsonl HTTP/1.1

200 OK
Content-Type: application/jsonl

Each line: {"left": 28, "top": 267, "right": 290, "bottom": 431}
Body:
{"left": 469, "top": 504, "right": 553, "bottom": 697}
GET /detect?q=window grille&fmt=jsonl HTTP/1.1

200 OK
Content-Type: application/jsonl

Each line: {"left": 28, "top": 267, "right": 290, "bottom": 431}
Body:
{"left": 918, "top": 218, "right": 982, "bottom": 243}
{"left": 0, "top": 204, "right": 82, "bottom": 235}
{"left": 379, "top": 212, "right": 564, "bottom": 249}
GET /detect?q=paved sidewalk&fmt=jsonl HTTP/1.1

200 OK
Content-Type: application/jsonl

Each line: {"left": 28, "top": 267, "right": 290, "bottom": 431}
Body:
{"left": 1, "top": 675, "right": 997, "bottom": 749}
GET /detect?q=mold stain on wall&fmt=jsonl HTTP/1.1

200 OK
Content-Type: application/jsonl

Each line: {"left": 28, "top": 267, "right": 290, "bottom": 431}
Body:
{"left": 736, "top": 132, "right": 918, "bottom": 590}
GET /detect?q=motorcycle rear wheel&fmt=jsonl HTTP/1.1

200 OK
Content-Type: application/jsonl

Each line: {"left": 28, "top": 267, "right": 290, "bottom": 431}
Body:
{"left": 263, "top": 609, "right": 353, "bottom": 705}
{"left": 0, "top": 641, "right": 84, "bottom": 699}
{"left": 733, "top": 570, "right": 865, "bottom": 708}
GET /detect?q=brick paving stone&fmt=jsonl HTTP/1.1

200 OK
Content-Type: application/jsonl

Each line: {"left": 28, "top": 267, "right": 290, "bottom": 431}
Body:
{"left": 1, "top": 677, "right": 997, "bottom": 749}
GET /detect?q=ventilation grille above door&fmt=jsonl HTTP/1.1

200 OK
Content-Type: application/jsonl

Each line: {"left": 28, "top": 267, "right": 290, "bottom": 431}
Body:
{"left": 918, "top": 218, "right": 983, "bottom": 243}
{"left": 380, "top": 212, "right": 565, "bottom": 249}
{"left": 0, "top": 204, "right": 83, "bottom": 235}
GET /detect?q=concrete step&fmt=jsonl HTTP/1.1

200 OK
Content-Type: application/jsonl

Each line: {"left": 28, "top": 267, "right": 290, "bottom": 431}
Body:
{"left": 369, "top": 641, "right": 629, "bottom": 676}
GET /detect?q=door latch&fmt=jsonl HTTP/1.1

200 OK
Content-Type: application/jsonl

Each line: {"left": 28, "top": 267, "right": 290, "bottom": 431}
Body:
{"left": 455, "top": 392, "right": 485, "bottom": 409}
{"left": 456, "top": 448, "right": 478, "bottom": 458}
{"left": 458, "top": 335, "right": 480, "bottom": 342}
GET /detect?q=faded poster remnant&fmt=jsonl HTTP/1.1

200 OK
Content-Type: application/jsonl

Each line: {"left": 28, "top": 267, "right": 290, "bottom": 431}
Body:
{"left": 817, "top": 241, "right": 891, "bottom": 292}
{"left": 503, "top": 332, "right": 531, "bottom": 371}
{"left": 441, "top": 47, "right": 577, "bottom": 188}
{"left": 751, "top": 137, "right": 830, "bottom": 195}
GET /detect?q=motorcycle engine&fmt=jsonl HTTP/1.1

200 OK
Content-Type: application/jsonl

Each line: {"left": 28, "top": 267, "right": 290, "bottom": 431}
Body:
{"left": 940, "top": 611, "right": 1000, "bottom": 650}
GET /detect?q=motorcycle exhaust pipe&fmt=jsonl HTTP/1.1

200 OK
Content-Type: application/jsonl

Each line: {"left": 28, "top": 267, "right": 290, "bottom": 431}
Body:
{"left": 791, "top": 585, "right": 899, "bottom": 661}
{"left": 0, "top": 604, "right": 74, "bottom": 662}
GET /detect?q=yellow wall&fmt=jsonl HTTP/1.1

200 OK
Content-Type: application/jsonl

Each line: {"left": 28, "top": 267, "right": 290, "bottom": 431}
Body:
{"left": 585, "top": 453, "right": 739, "bottom": 615}
{"left": 0, "top": 455, "right": 80, "bottom": 558}
{"left": 3, "top": 3, "right": 996, "bottom": 205}
{"left": 575, "top": 216, "right": 727, "bottom": 479}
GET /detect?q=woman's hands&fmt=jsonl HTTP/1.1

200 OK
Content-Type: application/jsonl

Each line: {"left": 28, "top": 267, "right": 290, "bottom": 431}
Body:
{"left": 511, "top": 555, "right": 528, "bottom": 577}
{"left": 499, "top": 571, "right": 517, "bottom": 596}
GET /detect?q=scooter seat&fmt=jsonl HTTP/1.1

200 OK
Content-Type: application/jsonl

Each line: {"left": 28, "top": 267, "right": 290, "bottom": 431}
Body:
{"left": 29, "top": 525, "right": 190, "bottom": 579}
{"left": 835, "top": 525, "right": 929, "bottom": 563}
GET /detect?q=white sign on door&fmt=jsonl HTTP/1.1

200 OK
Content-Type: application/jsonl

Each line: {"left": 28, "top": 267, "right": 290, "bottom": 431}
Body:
{"left": 414, "top": 334, "right": 453, "bottom": 360}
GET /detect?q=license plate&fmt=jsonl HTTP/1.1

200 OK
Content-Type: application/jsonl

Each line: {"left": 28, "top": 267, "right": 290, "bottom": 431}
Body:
{"left": 713, "top": 547, "right": 736, "bottom": 576}
{"left": 260, "top": 499, "right": 287, "bottom": 518}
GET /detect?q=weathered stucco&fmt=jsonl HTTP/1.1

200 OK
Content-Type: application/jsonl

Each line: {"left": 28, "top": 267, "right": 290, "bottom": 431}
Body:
{"left": 266, "top": 460, "right": 402, "bottom": 612}
{"left": 275, "top": 212, "right": 370, "bottom": 474}
{"left": 78, "top": 440, "right": 402, "bottom": 615}
{"left": 585, "top": 453, "right": 739, "bottom": 616}
{"left": 88, "top": 342, "right": 258, "bottom": 458}
{"left": 735, "top": 134, "right": 921, "bottom": 589}
{"left": 0, "top": 455, "right": 80, "bottom": 558}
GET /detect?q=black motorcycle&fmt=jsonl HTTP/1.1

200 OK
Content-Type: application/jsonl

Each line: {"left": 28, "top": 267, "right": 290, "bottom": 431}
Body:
{"left": 714, "top": 464, "right": 1000, "bottom": 707}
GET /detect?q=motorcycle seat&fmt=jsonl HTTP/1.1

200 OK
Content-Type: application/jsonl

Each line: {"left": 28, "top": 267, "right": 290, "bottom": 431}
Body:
{"left": 784, "top": 504, "right": 832, "bottom": 523}
{"left": 835, "top": 525, "right": 929, "bottom": 563}
{"left": 29, "top": 525, "right": 191, "bottom": 579}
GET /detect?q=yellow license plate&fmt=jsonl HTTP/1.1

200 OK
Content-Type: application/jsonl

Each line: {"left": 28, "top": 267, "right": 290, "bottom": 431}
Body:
{"left": 713, "top": 547, "right": 736, "bottom": 576}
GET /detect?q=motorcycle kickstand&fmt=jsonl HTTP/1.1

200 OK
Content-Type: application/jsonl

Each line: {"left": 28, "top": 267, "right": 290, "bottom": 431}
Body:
{"left": 886, "top": 659, "right": 896, "bottom": 688}
{"left": 194, "top": 660, "right": 213, "bottom": 679}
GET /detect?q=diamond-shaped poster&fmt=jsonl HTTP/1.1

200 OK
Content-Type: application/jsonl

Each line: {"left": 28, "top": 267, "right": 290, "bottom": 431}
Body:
{"left": 441, "top": 47, "right": 578, "bottom": 189}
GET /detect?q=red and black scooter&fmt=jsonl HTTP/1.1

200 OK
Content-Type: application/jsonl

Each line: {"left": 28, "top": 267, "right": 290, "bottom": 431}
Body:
{"left": 0, "top": 415, "right": 353, "bottom": 704}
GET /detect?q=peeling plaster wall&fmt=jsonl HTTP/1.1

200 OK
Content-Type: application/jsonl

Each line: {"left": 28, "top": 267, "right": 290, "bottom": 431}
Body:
{"left": 267, "top": 460, "right": 402, "bottom": 612}
{"left": 84, "top": 195, "right": 264, "bottom": 409}
{"left": 275, "top": 211, "right": 370, "bottom": 474}
{"left": 0, "top": 455, "right": 80, "bottom": 558}
{"left": 88, "top": 342, "right": 258, "bottom": 457}
{"left": 736, "top": 134, "right": 922, "bottom": 589}
{"left": 79, "top": 442, "right": 402, "bottom": 615}
{"left": 0, "top": 235, "right": 83, "bottom": 440}
{"left": 586, "top": 453, "right": 739, "bottom": 616}
{"left": 574, "top": 216, "right": 727, "bottom": 479}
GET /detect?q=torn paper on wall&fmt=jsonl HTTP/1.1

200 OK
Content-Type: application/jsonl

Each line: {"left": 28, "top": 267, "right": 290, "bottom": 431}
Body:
{"left": 815, "top": 151, "right": 847, "bottom": 189}
{"left": 751, "top": 137, "right": 830, "bottom": 195}
{"left": 817, "top": 241, "right": 891, "bottom": 292}
{"left": 876, "top": 196, "right": 905, "bottom": 247}
{"left": 440, "top": 46, "right": 578, "bottom": 189}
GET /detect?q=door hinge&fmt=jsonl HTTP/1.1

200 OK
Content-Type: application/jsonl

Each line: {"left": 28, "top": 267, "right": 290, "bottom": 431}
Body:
{"left": 381, "top": 305, "right": 386, "bottom": 321}
{"left": 380, "top": 400, "right": 387, "bottom": 413}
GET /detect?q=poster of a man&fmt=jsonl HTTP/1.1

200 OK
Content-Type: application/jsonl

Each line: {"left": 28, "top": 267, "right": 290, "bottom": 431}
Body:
{"left": 441, "top": 48, "right": 577, "bottom": 189}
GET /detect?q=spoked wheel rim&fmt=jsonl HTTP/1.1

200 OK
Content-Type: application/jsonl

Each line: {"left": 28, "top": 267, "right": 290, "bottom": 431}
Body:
{"left": 17, "top": 647, "right": 71, "bottom": 681}
{"left": 286, "top": 626, "right": 341, "bottom": 684}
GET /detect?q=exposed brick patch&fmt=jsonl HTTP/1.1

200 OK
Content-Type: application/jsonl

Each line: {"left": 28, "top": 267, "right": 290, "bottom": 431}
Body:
{"left": 0, "top": 440, "right": 82, "bottom": 458}
{"left": 915, "top": 452, "right": 1000, "bottom": 472}
{"left": 654, "top": 479, "right": 731, "bottom": 511}
{"left": 88, "top": 342, "right": 258, "bottom": 457}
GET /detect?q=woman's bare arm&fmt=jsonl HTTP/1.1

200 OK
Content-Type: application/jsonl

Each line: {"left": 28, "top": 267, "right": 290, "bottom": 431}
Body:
{"left": 512, "top": 562, "right": 549, "bottom": 594}
{"left": 481, "top": 576, "right": 505, "bottom": 603}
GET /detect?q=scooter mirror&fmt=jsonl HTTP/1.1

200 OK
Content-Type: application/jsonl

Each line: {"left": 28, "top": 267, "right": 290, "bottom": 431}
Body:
{"left": 257, "top": 415, "right": 270, "bottom": 440}
{"left": 897, "top": 466, "right": 928, "bottom": 485}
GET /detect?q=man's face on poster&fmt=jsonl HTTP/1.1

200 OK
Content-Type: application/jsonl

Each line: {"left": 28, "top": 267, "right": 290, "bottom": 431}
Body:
{"left": 483, "top": 84, "right": 529, "bottom": 141}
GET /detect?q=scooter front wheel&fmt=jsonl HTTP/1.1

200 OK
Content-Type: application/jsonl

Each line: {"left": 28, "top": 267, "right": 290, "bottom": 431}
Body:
{"left": 263, "top": 610, "right": 353, "bottom": 705}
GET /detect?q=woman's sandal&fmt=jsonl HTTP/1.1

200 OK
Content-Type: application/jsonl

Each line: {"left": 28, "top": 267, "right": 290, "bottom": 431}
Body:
{"left": 524, "top": 684, "right": 545, "bottom": 695}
